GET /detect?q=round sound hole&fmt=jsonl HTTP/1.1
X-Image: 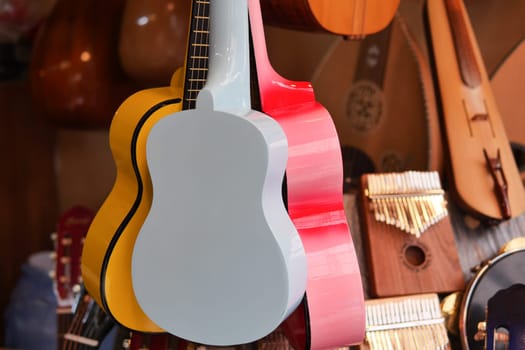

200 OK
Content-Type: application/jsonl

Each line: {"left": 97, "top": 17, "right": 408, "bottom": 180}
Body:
{"left": 404, "top": 244, "right": 426, "bottom": 267}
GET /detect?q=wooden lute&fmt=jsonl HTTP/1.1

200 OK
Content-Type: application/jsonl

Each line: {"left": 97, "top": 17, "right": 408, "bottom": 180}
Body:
{"left": 118, "top": 0, "right": 191, "bottom": 87}
{"left": 425, "top": 0, "right": 525, "bottom": 221}
{"left": 29, "top": 0, "right": 137, "bottom": 129}
{"left": 260, "top": 0, "right": 399, "bottom": 37}
{"left": 312, "top": 5, "right": 442, "bottom": 192}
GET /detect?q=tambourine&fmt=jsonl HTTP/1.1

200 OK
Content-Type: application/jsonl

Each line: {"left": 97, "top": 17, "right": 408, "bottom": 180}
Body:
{"left": 458, "top": 237, "right": 525, "bottom": 350}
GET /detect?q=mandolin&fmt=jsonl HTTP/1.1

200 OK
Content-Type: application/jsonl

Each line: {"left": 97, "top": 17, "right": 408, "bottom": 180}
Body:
{"left": 312, "top": 1, "right": 442, "bottom": 193}
{"left": 29, "top": 0, "right": 137, "bottom": 129}
{"left": 248, "top": 0, "right": 365, "bottom": 348}
{"left": 260, "top": 0, "right": 399, "bottom": 37}
{"left": 425, "top": 0, "right": 525, "bottom": 221}
{"left": 81, "top": 0, "right": 209, "bottom": 332}
{"left": 118, "top": 0, "right": 191, "bottom": 87}
{"left": 131, "top": 0, "right": 307, "bottom": 345}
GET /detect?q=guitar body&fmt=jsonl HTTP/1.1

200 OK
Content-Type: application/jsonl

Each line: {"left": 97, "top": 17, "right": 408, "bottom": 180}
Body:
{"left": 119, "top": 0, "right": 191, "bottom": 86}
{"left": 248, "top": 1, "right": 365, "bottom": 348}
{"left": 312, "top": 14, "right": 436, "bottom": 190}
{"left": 81, "top": 72, "right": 184, "bottom": 332}
{"left": 133, "top": 107, "right": 306, "bottom": 346}
{"left": 29, "top": 0, "right": 137, "bottom": 129}
{"left": 426, "top": 0, "right": 525, "bottom": 221}
{"left": 260, "top": 0, "right": 399, "bottom": 36}
{"left": 82, "top": 0, "right": 210, "bottom": 332}
{"left": 131, "top": 1, "right": 307, "bottom": 345}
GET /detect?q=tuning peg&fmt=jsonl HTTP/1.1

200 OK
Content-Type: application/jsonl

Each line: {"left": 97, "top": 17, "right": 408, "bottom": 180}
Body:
{"left": 48, "top": 270, "right": 56, "bottom": 279}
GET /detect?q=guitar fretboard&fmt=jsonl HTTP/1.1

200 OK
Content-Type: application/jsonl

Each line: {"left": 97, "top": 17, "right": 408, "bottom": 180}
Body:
{"left": 183, "top": 0, "right": 210, "bottom": 110}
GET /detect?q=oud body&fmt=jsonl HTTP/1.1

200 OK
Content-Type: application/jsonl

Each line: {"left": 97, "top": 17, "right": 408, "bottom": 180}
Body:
{"left": 29, "top": 0, "right": 136, "bottom": 129}
{"left": 312, "top": 11, "right": 441, "bottom": 191}
{"left": 118, "top": 0, "right": 191, "bottom": 86}
{"left": 260, "top": 0, "right": 399, "bottom": 36}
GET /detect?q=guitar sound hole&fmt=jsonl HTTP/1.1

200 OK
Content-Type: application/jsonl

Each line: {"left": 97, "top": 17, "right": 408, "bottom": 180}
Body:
{"left": 404, "top": 244, "right": 426, "bottom": 267}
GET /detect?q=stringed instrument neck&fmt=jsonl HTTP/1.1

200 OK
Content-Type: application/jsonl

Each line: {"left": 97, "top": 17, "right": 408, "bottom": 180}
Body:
{"left": 426, "top": 0, "right": 525, "bottom": 221}
{"left": 182, "top": 0, "right": 210, "bottom": 110}
{"left": 444, "top": 0, "right": 481, "bottom": 88}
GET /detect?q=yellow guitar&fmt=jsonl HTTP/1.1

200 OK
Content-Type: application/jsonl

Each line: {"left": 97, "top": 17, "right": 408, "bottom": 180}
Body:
{"left": 81, "top": 0, "right": 209, "bottom": 331}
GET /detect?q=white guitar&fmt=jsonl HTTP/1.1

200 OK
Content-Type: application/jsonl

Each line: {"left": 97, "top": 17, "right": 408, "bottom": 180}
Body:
{"left": 131, "top": 0, "right": 307, "bottom": 346}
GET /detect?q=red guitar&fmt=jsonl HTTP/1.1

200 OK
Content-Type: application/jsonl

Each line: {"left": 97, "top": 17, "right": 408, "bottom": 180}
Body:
{"left": 52, "top": 206, "right": 95, "bottom": 348}
{"left": 249, "top": 1, "right": 365, "bottom": 348}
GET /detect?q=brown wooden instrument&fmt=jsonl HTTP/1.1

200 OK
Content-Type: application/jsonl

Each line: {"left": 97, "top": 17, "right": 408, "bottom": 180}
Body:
{"left": 360, "top": 171, "right": 465, "bottom": 297}
{"left": 29, "top": 0, "right": 137, "bottom": 129}
{"left": 118, "top": 0, "right": 191, "bottom": 87}
{"left": 426, "top": 0, "right": 525, "bottom": 221}
{"left": 312, "top": 4, "right": 442, "bottom": 192}
{"left": 260, "top": 0, "right": 400, "bottom": 37}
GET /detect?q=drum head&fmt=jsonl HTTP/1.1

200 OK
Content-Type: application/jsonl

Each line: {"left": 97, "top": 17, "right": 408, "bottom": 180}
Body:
{"left": 460, "top": 248, "right": 525, "bottom": 349}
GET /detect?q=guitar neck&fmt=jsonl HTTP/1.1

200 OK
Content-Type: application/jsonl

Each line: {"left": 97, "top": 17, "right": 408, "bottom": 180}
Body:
{"left": 444, "top": 0, "right": 481, "bottom": 88}
{"left": 182, "top": 0, "right": 211, "bottom": 110}
{"left": 353, "top": 23, "right": 393, "bottom": 86}
{"left": 196, "top": 0, "right": 250, "bottom": 113}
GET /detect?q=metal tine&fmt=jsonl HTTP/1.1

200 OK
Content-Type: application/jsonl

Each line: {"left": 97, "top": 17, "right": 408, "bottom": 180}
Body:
{"left": 366, "top": 171, "right": 447, "bottom": 236}
{"left": 365, "top": 294, "right": 450, "bottom": 350}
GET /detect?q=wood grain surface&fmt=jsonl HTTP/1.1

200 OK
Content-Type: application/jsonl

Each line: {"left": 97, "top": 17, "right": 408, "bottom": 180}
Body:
{"left": 0, "top": 80, "right": 58, "bottom": 345}
{"left": 344, "top": 193, "right": 525, "bottom": 299}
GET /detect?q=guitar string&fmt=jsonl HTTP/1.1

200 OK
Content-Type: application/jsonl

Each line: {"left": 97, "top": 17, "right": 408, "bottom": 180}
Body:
{"left": 62, "top": 295, "right": 88, "bottom": 350}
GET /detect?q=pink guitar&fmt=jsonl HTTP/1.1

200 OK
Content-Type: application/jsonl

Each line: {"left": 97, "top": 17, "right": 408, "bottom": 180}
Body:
{"left": 248, "top": 1, "right": 365, "bottom": 348}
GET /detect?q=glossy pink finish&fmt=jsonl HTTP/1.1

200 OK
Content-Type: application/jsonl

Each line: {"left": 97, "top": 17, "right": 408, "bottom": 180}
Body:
{"left": 249, "top": 1, "right": 366, "bottom": 349}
